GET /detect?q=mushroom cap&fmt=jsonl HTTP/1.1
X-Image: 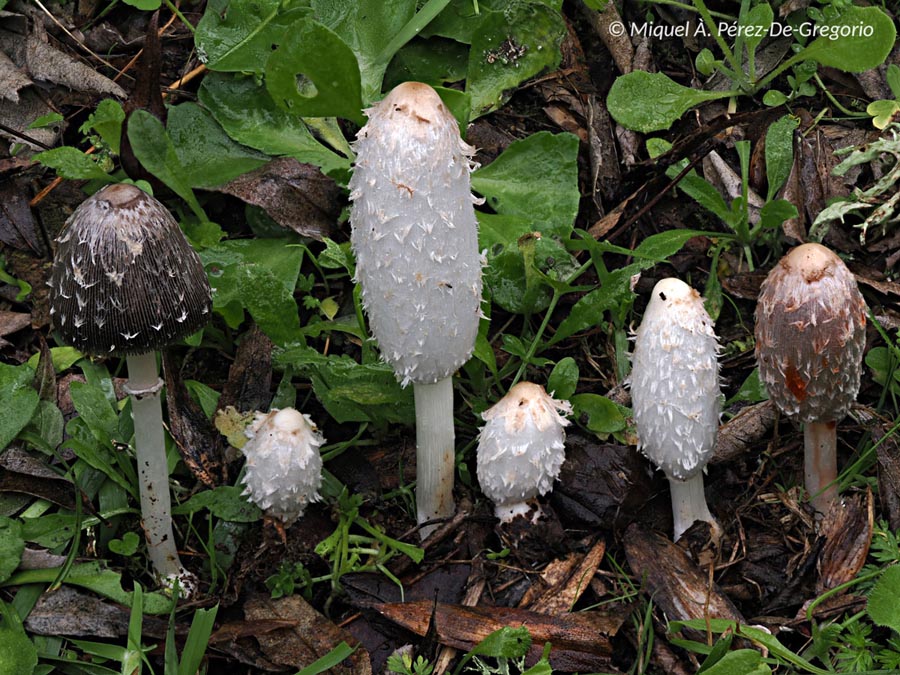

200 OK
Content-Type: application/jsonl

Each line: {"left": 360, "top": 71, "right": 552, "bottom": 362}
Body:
{"left": 48, "top": 184, "right": 211, "bottom": 356}
{"left": 476, "top": 382, "right": 571, "bottom": 518}
{"left": 755, "top": 243, "right": 866, "bottom": 424}
{"left": 630, "top": 278, "right": 721, "bottom": 481}
{"left": 349, "top": 81, "right": 483, "bottom": 386}
{"left": 240, "top": 408, "right": 324, "bottom": 526}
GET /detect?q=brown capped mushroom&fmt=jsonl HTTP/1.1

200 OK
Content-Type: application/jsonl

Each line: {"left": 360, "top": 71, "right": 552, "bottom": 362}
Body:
{"left": 755, "top": 243, "right": 866, "bottom": 515}
{"left": 48, "top": 183, "right": 211, "bottom": 594}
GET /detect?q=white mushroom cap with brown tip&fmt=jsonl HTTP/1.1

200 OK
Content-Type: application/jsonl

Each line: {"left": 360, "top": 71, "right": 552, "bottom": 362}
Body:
{"left": 476, "top": 382, "right": 571, "bottom": 522}
{"left": 630, "top": 278, "right": 721, "bottom": 481}
{"left": 240, "top": 408, "right": 324, "bottom": 526}
{"left": 48, "top": 183, "right": 211, "bottom": 356}
{"left": 349, "top": 81, "right": 482, "bottom": 386}
{"left": 755, "top": 243, "right": 867, "bottom": 424}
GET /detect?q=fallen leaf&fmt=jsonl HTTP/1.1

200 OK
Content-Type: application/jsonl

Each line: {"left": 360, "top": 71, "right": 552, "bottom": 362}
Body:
{"left": 816, "top": 489, "right": 873, "bottom": 593}
{"left": 520, "top": 537, "right": 607, "bottom": 615}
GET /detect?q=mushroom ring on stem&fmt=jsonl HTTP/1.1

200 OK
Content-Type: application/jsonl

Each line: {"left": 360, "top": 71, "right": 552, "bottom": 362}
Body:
{"left": 48, "top": 183, "right": 211, "bottom": 595}
{"left": 630, "top": 278, "right": 722, "bottom": 541}
{"left": 349, "top": 82, "right": 483, "bottom": 538}
{"left": 755, "top": 243, "right": 866, "bottom": 516}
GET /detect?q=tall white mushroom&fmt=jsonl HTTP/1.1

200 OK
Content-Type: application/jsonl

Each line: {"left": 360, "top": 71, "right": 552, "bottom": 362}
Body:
{"left": 755, "top": 243, "right": 867, "bottom": 515}
{"left": 476, "top": 382, "right": 571, "bottom": 523}
{"left": 48, "top": 183, "right": 211, "bottom": 595}
{"left": 349, "top": 82, "right": 482, "bottom": 537}
{"left": 630, "top": 278, "right": 722, "bottom": 541}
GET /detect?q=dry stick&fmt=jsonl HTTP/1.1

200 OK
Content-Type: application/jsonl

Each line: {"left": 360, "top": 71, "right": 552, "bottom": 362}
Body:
{"left": 29, "top": 16, "right": 206, "bottom": 209}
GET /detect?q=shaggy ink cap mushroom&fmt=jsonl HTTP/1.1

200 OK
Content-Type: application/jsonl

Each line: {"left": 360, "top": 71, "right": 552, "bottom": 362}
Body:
{"left": 755, "top": 243, "right": 867, "bottom": 515}
{"left": 476, "top": 382, "right": 571, "bottom": 523}
{"left": 48, "top": 183, "right": 211, "bottom": 596}
{"left": 240, "top": 408, "right": 324, "bottom": 527}
{"left": 630, "top": 278, "right": 722, "bottom": 541}
{"left": 349, "top": 82, "right": 483, "bottom": 537}
{"left": 49, "top": 182, "right": 211, "bottom": 355}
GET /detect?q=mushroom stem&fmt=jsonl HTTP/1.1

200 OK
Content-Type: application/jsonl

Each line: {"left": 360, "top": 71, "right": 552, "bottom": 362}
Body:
{"left": 126, "top": 351, "right": 192, "bottom": 594}
{"left": 804, "top": 420, "right": 838, "bottom": 516}
{"left": 413, "top": 376, "right": 455, "bottom": 538}
{"left": 668, "top": 473, "right": 716, "bottom": 542}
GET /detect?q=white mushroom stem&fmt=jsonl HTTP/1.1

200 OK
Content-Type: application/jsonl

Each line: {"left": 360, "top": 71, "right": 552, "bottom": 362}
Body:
{"left": 804, "top": 420, "right": 838, "bottom": 515}
{"left": 669, "top": 474, "right": 716, "bottom": 542}
{"left": 126, "top": 351, "right": 193, "bottom": 595}
{"left": 414, "top": 377, "right": 455, "bottom": 537}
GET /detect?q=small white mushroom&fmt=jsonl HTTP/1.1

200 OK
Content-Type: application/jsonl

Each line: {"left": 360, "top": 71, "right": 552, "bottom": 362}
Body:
{"left": 476, "top": 382, "right": 571, "bottom": 523}
{"left": 755, "top": 243, "right": 867, "bottom": 515}
{"left": 240, "top": 408, "right": 324, "bottom": 526}
{"left": 349, "top": 82, "right": 483, "bottom": 538}
{"left": 630, "top": 278, "right": 722, "bottom": 541}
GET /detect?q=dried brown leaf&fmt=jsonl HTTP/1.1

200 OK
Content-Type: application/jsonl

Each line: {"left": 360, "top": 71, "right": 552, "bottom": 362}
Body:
{"left": 521, "top": 538, "right": 607, "bottom": 615}
{"left": 817, "top": 490, "right": 873, "bottom": 593}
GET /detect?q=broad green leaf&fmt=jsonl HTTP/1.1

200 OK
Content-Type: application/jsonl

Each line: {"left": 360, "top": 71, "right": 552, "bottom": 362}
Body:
{"left": 888, "top": 63, "right": 900, "bottom": 100}
{"left": 108, "top": 531, "right": 140, "bottom": 555}
{"left": 266, "top": 19, "right": 364, "bottom": 123}
{"left": 276, "top": 347, "right": 414, "bottom": 425}
{"left": 762, "top": 89, "right": 787, "bottom": 107}
{"left": 471, "top": 626, "right": 531, "bottom": 658}
{"left": 799, "top": 5, "right": 896, "bottom": 73}
{"left": 0, "top": 517, "right": 24, "bottom": 584}
{"left": 195, "top": 0, "right": 309, "bottom": 74}
{"left": 472, "top": 131, "right": 580, "bottom": 246}
{"left": 571, "top": 393, "right": 625, "bottom": 434}
{"left": 764, "top": 114, "right": 798, "bottom": 200}
{"left": 2, "top": 562, "right": 173, "bottom": 614}
{"left": 172, "top": 486, "right": 262, "bottom": 522}
{"left": 80, "top": 99, "right": 125, "bottom": 154}
{"left": 26, "top": 346, "right": 83, "bottom": 373}
{"left": 123, "top": 0, "right": 161, "bottom": 8}
{"left": 167, "top": 103, "right": 269, "bottom": 189}
{"left": 23, "top": 400, "right": 65, "bottom": 452}
{"left": 547, "top": 357, "right": 578, "bottom": 400}
{"left": 198, "top": 72, "right": 350, "bottom": 176}
{"left": 127, "top": 110, "right": 205, "bottom": 220}
{"left": 868, "top": 565, "right": 900, "bottom": 632}
{"left": 757, "top": 199, "right": 797, "bottom": 231}
{"left": 701, "top": 649, "right": 771, "bottom": 675}
{"left": 34, "top": 147, "right": 111, "bottom": 180}
{"left": 551, "top": 284, "right": 621, "bottom": 344}
{"left": 69, "top": 380, "right": 118, "bottom": 443}
{"left": 868, "top": 99, "right": 900, "bottom": 130}
{"left": 632, "top": 228, "right": 721, "bottom": 261}
{"left": 311, "top": 0, "right": 416, "bottom": 103}
{"left": 484, "top": 239, "right": 567, "bottom": 315}
{"left": 607, "top": 71, "right": 729, "bottom": 133}
{"left": 742, "top": 3, "right": 772, "bottom": 58}
{"left": 466, "top": 1, "right": 565, "bottom": 117}
{"left": 0, "top": 363, "right": 39, "bottom": 451}
{"left": 384, "top": 36, "right": 468, "bottom": 90}
{"left": 0, "top": 601, "right": 37, "bottom": 675}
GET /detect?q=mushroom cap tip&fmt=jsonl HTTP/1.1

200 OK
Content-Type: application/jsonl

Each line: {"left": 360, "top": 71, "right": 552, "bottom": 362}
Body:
{"left": 780, "top": 242, "right": 842, "bottom": 284}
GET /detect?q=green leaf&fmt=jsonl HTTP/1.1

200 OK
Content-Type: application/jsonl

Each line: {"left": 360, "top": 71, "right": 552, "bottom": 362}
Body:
{"left": 700, "top": 649, "right": 771, "bottom": 675}
{"left": 69, "top": 380, "right": 119, "bottom": 444}
{"left": 547, "top": 357, "right": 578, "bottom": 400}
{"left": 764, "top": 114, "right": 798, "bottom": 200}
{"left": 167, "top": 103, "right": 269, "bottom": 189}
{"left": 200, "top": 238, "right": 304, "bottom": 344}
{"left": 275, "top": 347, "right": 414, "bottom": 425}
{"left": 571, "top": 393, "right": 625, "bottom": 434}
{"left": 123, "top": 0, "right": 161, "bottom": 9}
{"left": 266, "top": 19, "right": 364, "bottom": 123}
{"left": 295, "top": 642, "right": 357, "bottom": 675}
{"left": 2, "top": 562, "right": 173, "bottom": 615}
{"left": 742, "top": 3, "right": 772, "bottom": 58}
{"left": 607, "top": 71, "right": 729, "bottom": 133}
{"left": 762, "top": 89, "right": 787, "bottom": 107}
{"left": 798, "top": 5, "right": 896, "bottom": 73}
{"left": 33, "top": 147, "right": 111, "bottom": 180}
{"left": 28, "top": 112, "right": 64, "bottom": 130}
{"left": 0, "top": 600, "right": 37, "bottom": 675}
{"left": 81, "top": 99, "right": 125, "bottom": 154}
{"left": 472, "top": 131, "right": 580, "bottom": 246}
{"left": 695, "top": 48, "right": 715, "bottom": 76}
{"left": 471, "top": 626, "right": 532, "bottom": 658}
{"left": 26, "top": 346, "right": 83, "bottom": 373}
{"left": 0, "top": 517, "right": 24, "bottom": 584}
{"left": 198, "top": 72, "right": 350, "bottom": 177}
{"left": 178, "top": 605, "right": 219, "bottom": 675}
{"left": 867, "top": 99, "right": 900, "bottom": 130}
{"left": 108, "top": 531, "right": 140, "bottom": 556}
{"left": 0, "top": 363, "right": 39, "bottom": 452}
{"left": 757, "top": 199, "right": 797, "bottom": 231}
{"left": 384, "top": 36, "right": 469, "bottom": 90}
{"left": 868, "top": 565, "right": 900, "bottom": 632}
{"left": 665, "top": 164, "right": 731, "bottom": 221}
{"left": 172, "top": 486, "right": 262, "bottom": 522}
{"left": 887, "top": 63, "right": 900, "bottom": 100}
{"left": 127, "top": 110, "right": 205, "bottom": 220}
{"left": 195, "top": 0, "right": 309, "bottom": 74}
{"left": 466, "top": 1, "right": 566, "bottom": 118}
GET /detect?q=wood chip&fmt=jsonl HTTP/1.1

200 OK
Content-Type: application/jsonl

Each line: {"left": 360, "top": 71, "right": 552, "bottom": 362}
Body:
{"left": 520, "top": 538, "right": 606, "bottom": 614}
{"left": 711, "top": 401, "right": 777, "bottom": 465}
{"left": 816, "top": 489, "right": 873, "bottom": 594}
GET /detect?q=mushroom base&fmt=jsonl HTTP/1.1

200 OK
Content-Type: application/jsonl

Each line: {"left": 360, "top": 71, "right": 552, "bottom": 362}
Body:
{"left": 414, "top": 377, "right": 456, "bottom": 539}
{"left": 669, "top": 472, "right": 718, "bottom": 542}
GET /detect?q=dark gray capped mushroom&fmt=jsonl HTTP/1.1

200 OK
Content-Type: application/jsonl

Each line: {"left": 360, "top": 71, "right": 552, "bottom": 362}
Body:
{"left": 48, "top": 183, "right": 211, "bottom": 595}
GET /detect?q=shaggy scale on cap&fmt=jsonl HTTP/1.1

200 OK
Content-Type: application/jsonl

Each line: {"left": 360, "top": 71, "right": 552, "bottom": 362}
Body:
{"left": 48, "top": 183, "right": 211, "bottom": 356}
